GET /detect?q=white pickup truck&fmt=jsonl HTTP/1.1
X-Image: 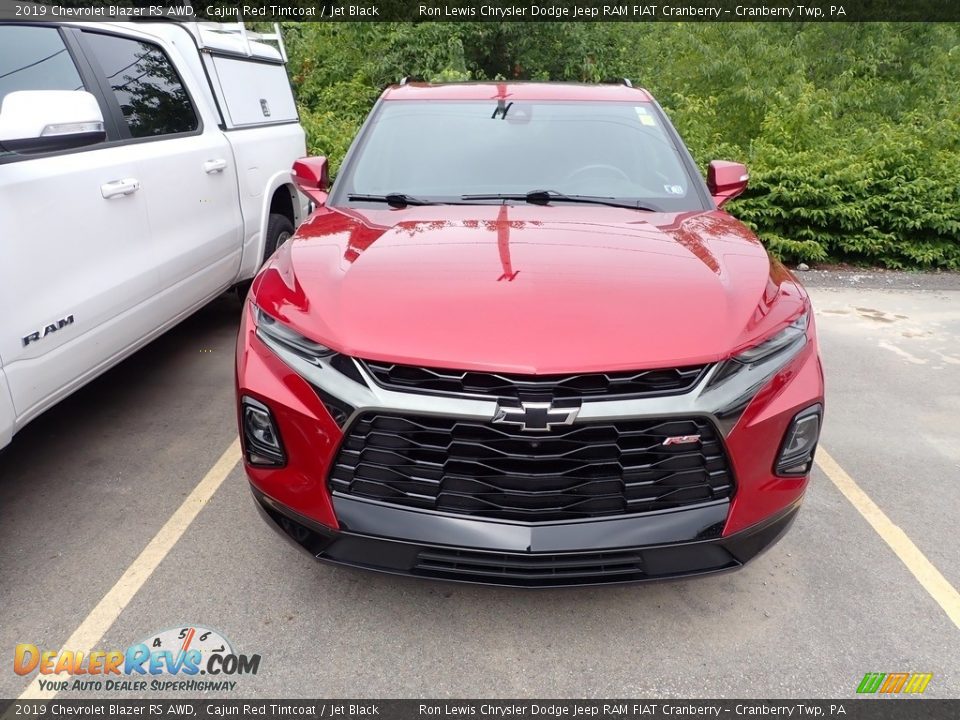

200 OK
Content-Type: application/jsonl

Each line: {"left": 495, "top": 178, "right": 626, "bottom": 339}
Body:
{"left": 0, "top": 20, "right": 309, "bottom": 450}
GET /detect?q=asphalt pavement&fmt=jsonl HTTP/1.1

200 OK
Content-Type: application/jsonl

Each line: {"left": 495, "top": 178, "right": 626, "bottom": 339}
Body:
{"left": 1, "top": 272, "right": 958, "bottom": 699}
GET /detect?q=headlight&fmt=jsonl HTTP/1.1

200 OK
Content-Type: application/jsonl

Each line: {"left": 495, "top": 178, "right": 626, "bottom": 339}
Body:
{"left": 735, "top": 310, "right": 809, "bottom": 364}
{"left": 254, "top": 306, "right": 334, "bottom": 361}
{"left": 703, "top": 308, "right": 812, "bottom": 434}
{"left": 252, "top": 305, "right": 361, "bottom": 429}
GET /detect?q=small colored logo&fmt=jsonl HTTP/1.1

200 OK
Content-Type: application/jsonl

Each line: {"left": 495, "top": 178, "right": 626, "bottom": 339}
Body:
{"left": 857, "top": 672, "right": 933, "bottom": 695}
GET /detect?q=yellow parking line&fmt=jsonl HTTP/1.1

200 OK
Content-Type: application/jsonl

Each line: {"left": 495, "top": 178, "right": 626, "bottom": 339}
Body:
{"left": 14, "top": 439, "right": 955, "bottom": 701}
{"left": 17, "top": 439, "right": 242, "bottom": 700}
{"left": 816, "top": 446, "right": 960, "bottom": 630}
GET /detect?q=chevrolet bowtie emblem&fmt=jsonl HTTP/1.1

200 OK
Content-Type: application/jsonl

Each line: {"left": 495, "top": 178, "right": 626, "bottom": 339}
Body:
{"left": 492, "top": 401, "right": 580, "bottom": 432}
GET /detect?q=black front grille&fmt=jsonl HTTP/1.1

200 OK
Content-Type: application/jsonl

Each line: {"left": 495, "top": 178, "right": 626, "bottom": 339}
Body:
{"left": 361, "top": 360, "right": 707, "bottom": 400}
{"left": 415, "top": 547, "right": 648, "bottom": 586}
{"left": 329, "top": 413, "right": 734, "bottom": 522}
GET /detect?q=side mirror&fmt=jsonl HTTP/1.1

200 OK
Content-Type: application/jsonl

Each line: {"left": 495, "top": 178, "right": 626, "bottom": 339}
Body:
{"left": 292, "top": 156, "right": 329, "bottom": 205}
{"left": 707, "top": 160, "right": 749, "bottom": 208}
{"left": 0, "top": 91, "right": 105, "bottom": 154}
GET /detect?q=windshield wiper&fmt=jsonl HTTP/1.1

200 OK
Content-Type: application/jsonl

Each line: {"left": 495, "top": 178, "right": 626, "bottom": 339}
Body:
{"left": 347, "top": 193, "right": 438, "bottom": 208}
{"left": 461, "top": 190, "right": 660, "bottom": 212}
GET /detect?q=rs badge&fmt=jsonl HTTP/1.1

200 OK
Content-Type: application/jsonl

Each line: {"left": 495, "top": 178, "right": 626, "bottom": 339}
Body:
{"left": 662, "top": 435, "right": 701, "bottom": 446}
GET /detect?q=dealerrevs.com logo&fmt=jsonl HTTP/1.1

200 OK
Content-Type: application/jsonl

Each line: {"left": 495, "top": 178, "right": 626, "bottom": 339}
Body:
{"left": 14, "top": 626, "right": 260, "bottom": 693}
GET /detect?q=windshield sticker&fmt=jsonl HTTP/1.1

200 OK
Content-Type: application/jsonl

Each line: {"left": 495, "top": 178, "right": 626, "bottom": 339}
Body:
{"left": 635, "top": 106, "right": 656, "bottom": 126}
{"left": 664, "top": 184, "right": 685, "bottom": 195}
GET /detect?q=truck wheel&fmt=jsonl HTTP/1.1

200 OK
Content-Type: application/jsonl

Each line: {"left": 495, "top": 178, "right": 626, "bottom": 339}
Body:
{"left": 263, "top": 213, "right": 295, "bottom": 263}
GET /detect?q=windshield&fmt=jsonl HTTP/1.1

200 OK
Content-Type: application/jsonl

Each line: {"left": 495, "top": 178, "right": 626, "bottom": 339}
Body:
{"left": 332, "top": 99, "right": 705, "bottom": 212}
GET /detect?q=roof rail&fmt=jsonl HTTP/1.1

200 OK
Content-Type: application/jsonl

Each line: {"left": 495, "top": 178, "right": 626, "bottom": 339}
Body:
{"left": 396, "top": 77, "right": 636, "bottom": 88}
{"left": 187, "top": 13, "right": 288, "bottom": 62}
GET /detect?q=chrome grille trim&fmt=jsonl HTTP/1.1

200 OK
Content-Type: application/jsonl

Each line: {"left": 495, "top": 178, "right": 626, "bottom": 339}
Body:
{"left": 256, "top": 328, "right": 807, "bottom": 438}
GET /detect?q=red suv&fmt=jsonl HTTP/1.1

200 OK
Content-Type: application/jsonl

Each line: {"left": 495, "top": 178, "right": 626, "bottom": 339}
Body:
{"left": 236, "top": 81, "right": 824, "bottom": 586}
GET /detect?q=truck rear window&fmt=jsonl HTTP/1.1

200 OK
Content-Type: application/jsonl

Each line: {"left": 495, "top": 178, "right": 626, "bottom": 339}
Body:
{"left": 81, "top": 31, "right": 198, "bottom": 139}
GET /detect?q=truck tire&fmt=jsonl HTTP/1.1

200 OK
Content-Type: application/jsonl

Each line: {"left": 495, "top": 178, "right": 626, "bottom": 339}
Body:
{"left": 263, "top": 213, "right": 295, "bottom": 263}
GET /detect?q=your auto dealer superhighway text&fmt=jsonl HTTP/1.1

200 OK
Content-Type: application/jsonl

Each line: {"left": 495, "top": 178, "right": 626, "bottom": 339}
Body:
{"left": 418, "top": 705, "right": 832, "bottom": 717}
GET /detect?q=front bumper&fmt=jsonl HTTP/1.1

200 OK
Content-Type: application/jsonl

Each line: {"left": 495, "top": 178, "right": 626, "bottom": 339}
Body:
{"left": 237, "top": 296, "right": 824, "bottom": 587}
{"left": 252, "top": 487, "right": 800, "bottom": 587}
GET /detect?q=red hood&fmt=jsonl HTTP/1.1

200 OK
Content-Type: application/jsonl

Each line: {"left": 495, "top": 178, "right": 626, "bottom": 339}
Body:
{"left": 252, "top": 205, "right": 807, "bottom": 373}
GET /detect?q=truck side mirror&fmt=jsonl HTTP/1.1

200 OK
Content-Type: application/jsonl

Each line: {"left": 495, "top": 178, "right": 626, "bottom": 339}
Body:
{"left": 0, "top": 91, "right": 105, "bottom": 154}
{"left": 292, "top": 156, "right": 329, "bottom": 204}
{"left": 707, "top": 160, "right": 749, "bottom": 208}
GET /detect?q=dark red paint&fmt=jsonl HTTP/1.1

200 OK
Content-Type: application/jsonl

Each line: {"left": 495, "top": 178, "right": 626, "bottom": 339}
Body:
{"left": 238, "top": 82, "right": 824, "bottom": 553}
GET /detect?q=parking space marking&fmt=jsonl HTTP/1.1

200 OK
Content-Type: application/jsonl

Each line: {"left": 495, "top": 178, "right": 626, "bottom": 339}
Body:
{"left": 17, "top": 439, "right": 242, "bottom": 700}
{"left": 12, "top": 436, "right": 957, "bottom": 700}
{"left": 816, "top": 446, "right": 960, "bottom": 630}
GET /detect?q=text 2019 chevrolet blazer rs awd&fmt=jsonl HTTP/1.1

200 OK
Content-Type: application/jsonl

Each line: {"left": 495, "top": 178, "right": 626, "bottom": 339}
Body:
{"left": 236, "top": 81, "right": 825, "bottom": 586}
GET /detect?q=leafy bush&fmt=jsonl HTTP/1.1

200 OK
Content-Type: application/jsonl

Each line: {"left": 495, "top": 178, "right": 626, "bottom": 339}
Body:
{"left": 283, "top": 22, "right": 960, "bottom": 269}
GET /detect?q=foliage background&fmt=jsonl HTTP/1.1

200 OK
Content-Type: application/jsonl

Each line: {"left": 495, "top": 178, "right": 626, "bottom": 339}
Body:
{"left": 281, "top": 23, "right": 960, "bottom": 269}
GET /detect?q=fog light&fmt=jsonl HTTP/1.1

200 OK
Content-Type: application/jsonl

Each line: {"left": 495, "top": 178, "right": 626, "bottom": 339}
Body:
{"left": 775, "top": 404, "right": 822, "bottom": 476}
{"left": 242, "top": 396, "right": 285, "bottom": 466}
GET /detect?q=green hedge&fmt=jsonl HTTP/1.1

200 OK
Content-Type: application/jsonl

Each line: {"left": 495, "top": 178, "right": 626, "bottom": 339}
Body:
{"left": 281, "top": 22, "right": 960, "bottom": 269}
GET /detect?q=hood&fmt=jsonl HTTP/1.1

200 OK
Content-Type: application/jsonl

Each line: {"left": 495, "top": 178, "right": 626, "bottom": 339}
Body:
{"left": 253, "top": 204, "right": 806, "bottom": 374}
